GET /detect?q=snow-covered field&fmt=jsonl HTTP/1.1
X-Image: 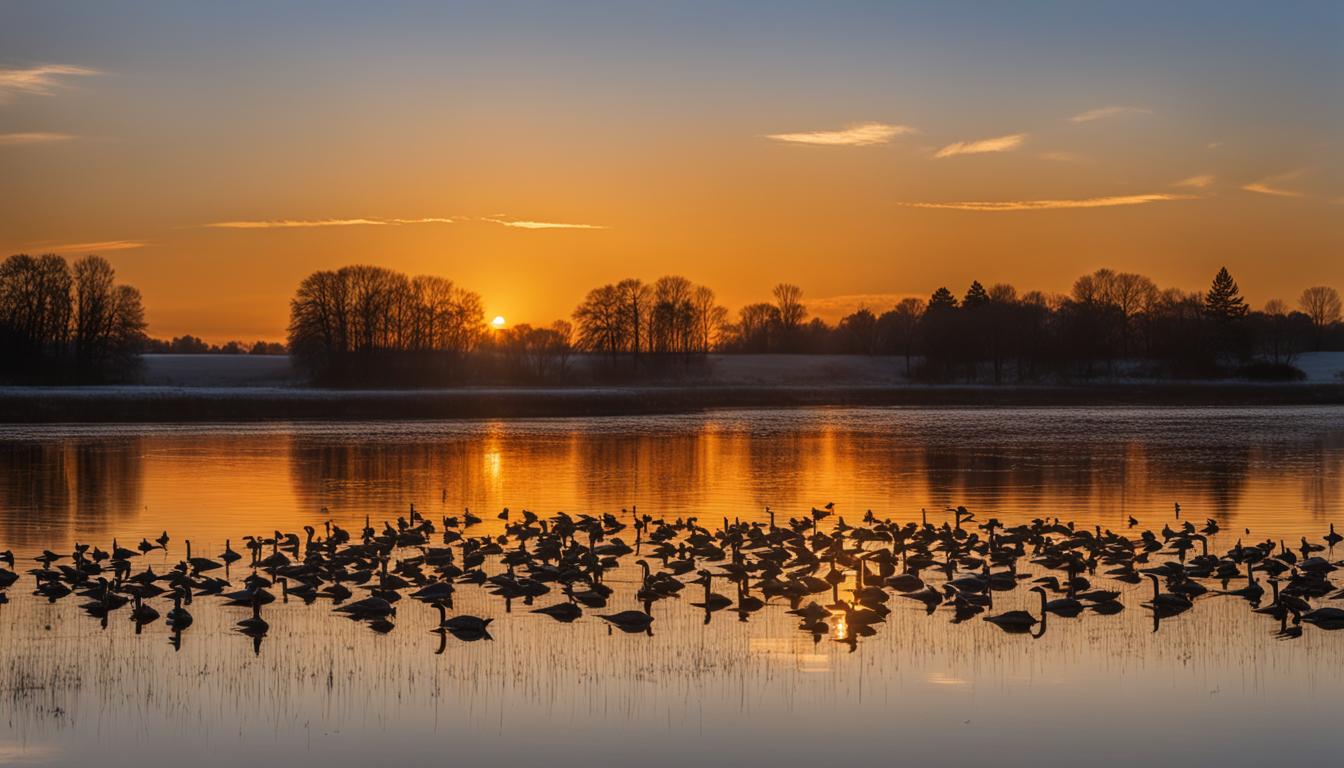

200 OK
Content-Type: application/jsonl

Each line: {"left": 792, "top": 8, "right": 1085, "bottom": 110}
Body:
{"left": 1292, "top": 351, "right": 1344, "bottom": 382}
{"left": 133, "top": 353, "right": 913, "bottom": 388}
{"left": 141, "top": 354, "right": 293, "bottom": 386}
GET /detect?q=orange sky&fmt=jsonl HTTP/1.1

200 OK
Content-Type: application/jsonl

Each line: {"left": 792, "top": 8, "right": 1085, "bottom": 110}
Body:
{"left": 2, "top": 3, "right": 1341, "bottom": 342}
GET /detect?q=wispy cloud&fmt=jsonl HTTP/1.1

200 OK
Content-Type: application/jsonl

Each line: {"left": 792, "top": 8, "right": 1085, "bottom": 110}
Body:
{"left": 933, "top": 133, "right": 1026, "bottom": 159}
{"left": 1174, "top": 174, "right": 1215, "bottom": 189}
{"left": 206, "top": 215, "right": 605, "bottom": 231}
{"left": 906, "top": 192, "right": 1193, "bottom": 212}
{"left": 46, "top": 239, "right": 147, "bottom": 253}
{"left": 1038, "top": 150, "right": 1087, "bottom": 163}
{"left": 807, "top": 293, "right": 922, "bottom": 322}
{"left": 207, "top": 217, "right": 454, "bottom": 229}
{"left": 766, "top": 121, "right": 914, "bottom": 147}
{"left": 0, "top": 64, "right": 99, "bottom": 102}
{"left": 482, "top": 217, "right": 607, "bottom": 230}
{"left": 0, "top": 131, "right": 75, "bottom": 145}
{"left": 1069, "top": 105, "right": 1151, "bottom": 123}
{"left": 1241, "top": 170, "right": 1305, "bottom": 198}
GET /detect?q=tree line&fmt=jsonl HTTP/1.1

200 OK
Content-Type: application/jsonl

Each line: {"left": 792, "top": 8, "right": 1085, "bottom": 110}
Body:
{"left": 141, "top": 336, "right": 286, "bottom": 355}
{"left": 287, "top": 262, "right": 1344, "bottom": 385}
{"left": 7, "top": 251, "right": 1343, "bottom": 386}
{"left": 287, "top": 264, "right": 485, "bottom": 384}
{"left": 0, "top": 254, "right": 147, "bottom": 383}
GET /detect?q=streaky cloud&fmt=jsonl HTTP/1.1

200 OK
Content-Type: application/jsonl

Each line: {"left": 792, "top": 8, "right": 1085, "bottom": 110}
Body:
{"left": 766, "top": 122, "right": 914, "bottom": 147}
{"left": 1069, "top": 105, "right": 1151, "bottom": 123}
{"left": 933, "top": 133, "right": 1025, "bottom": 159}
{"left": 207, "top": 217, "right": 454, "bottom": 229}
{"left": 46, "top": 239, "right": 147, "bottom": 253}
{"left": 1241, "top": 170, "right": 1305, "bottom": 198}
{"left": 806, "top": 293, "right": 923, "bottom": 322}
{"left": 1038, "top": 150, "right": 1086, "bottom": 163}
{"left": 906, "top": 192, "right": 1193, "bottom": 212}
{"left": 0, "top": 64, "right": 99, "bottom": 102}
{"left": 0, "top": 132, "right": 75, "bottom": 145}
{"left": 482, "top": 217, "right": 608, "bottom": 230}
{"left": 1174, "top": 174, "right": 1215, "bottom": 189}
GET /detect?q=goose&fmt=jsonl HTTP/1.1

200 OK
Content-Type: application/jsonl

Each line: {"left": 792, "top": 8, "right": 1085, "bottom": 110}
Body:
{"left": 531, "top": 601, "right": 582, "bottom": 622}
{"left": 219, "top": 540, "right": 242, "bottom": 564}
{"left": 1218, "top": 562, "right": 1264, "bottom": 602}
{"left": 1299, "top": 607, "right": 1344, "bottom": 630}
{"left": 166, "top": 590, "right": 193, "bottom": 630}
{"left": 434, "top": 604, "right": 491, "bottom": 632}
{"left": 900, "top": 586, "right": 943, "bottom": 614}
{"left": 185, "top": 541, "right": 221, "bottom": 573}
{"left": 597, "top": 610, "right": 654, "bottom": 633}
{"left": 881, "top": 570, "right": 924, "bottom": 594}
{"left": 333, "top": 596, "right": 395, "bottom": 619}
{"left": 787, "top": 601, "right": 831, "bottom": 624}
{"left": 129, "top": 594, "right": 160, "bottom": 625}
{"left": 1042, "top": 594, "right": 1084, "bottom": 617}
{"left": 1142, "top": 575, "right": 1193, "bottom": 617}
{"left": 690, "top": 571, "right": 733, "bottom": 612}
{"left": 984, "top": 587, "right": 1046, "bottom": 633}
{"left": 736, "top": 580, "right": 765, "bottom": 614}
{"left": 236, "top": 593, "right": 269, "bottom": 636}
{"left": 1326, "top": 524, "right": 1342, "bottom": 547}
{"left": 411, "top": 581, "right": 455, "bottom": 602}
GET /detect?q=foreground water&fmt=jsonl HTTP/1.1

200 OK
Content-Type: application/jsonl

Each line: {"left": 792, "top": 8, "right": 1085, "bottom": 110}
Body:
{"left": 1, "top": 406, "right": 1342, "bottom": 766}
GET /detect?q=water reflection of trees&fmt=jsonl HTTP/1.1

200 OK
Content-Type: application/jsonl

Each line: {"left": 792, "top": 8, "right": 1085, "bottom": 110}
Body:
{"left": 288, "top": 430, "right": 721, "bottom": 519}
{"left": 0, "top": 439, "right": 143, "bottom": 546}
{"left": 276, "top": 418, "right": 1344, "bottom": 534}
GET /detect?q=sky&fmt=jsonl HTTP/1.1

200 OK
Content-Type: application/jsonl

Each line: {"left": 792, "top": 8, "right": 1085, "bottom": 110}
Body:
{"left": 2, "top": 1, "right": 1341, "bottom": 342}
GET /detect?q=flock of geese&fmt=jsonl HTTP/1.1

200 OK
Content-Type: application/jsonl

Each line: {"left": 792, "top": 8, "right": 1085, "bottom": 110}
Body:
{"left": 2, "top": 503, "right": 1342, "bottom": 653}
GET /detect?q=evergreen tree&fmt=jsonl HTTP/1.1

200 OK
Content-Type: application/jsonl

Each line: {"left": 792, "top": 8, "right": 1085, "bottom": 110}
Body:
{"left": 927, "top": 286, "right": 958, "bottom": 311}
{"left": 963, "top": 280, "right": 990, "bottom": 309}
{"left": 1204, "top": 267, "right": 1248, "bottom": 320}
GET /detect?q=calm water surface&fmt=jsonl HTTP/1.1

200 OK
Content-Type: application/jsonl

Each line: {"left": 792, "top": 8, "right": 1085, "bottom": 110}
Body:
{"left": 1, "top": 406, "right": 1343, "bottom": 767}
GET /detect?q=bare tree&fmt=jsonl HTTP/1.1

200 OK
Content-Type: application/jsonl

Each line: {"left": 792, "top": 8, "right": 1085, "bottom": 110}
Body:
{"left": 1299, "top": 286, "right": 1342, "bottom": 349}
{"left": 773, "top": 283, "right": 807, "bottom": 337}
{"left": 287, "top": 265, "right": 483, "bottom": 383}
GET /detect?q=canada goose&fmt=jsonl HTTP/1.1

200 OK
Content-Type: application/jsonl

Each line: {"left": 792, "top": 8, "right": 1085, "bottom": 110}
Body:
{"left": 129, "top": 594, "right": 159, "bottom": 625}
{"left": 1299, "top": 607, "right": 1344, "bottom": 630}
{"left": 185, "top": 541, "right": 221, "bottom": 573}
{"left": 1326, "top": 524, "right": 1342, "bottom": 547}
{"left": 166, "top": 590, "right": 193, "bottom": 630}
{"left": 334, "top": 596, "right": 395, "bottom": 619}
{"left": 434, "top": 604, "right": 491, "bottom": 632}
{"left": 236, "top": 593, "right": 269, "bottom": 636}
{"left": 690, "top": 571, "right": 733, "bottom": 612}
{"left": 984, "top": 587, "right": 1046, "bottom": 633}
{"left": 1142, "top": 575, "right": 1193, "bottom": 617}
{"left": 220, "top": 540, "right": 242, "bottom": 564}
{"left": 598, "top": 610, "right": 654, "bottom": 633}
{"left": 411, "top": 581, "right": 454, "bottom": 602}
{"left": 531, "top": 602, "right": 582, "bottom": 622}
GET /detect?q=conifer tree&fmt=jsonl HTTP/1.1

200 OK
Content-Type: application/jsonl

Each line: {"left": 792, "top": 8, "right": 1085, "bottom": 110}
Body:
{"left": 1204, "top": 267, "right": 1248, "bottom": 320}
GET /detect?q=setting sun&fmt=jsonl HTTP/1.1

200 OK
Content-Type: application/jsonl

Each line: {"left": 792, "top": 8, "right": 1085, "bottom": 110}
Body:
{"left": 491, "top": 315, "right": 506, "bottom": 329}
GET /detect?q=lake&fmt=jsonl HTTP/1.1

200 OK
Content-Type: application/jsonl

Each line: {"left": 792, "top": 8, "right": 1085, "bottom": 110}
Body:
{"left": 1, "top": 406, "right": 1342, "bottom": 766}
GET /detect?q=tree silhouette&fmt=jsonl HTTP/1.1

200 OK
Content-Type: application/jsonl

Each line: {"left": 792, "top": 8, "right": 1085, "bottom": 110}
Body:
{"left": 1299, "top": 286, "right": 1342, "bottom": 350}
{"left": 927, "top": 286, "right": 958, "bottom": 311}
{"left": 962, "top": 280, "right": 989, "bottom": 309}
{"left": 1204, "top": 267, "right": 1248, "bottom": 320}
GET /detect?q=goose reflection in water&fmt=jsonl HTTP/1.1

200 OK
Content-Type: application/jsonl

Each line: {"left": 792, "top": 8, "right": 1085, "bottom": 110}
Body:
{"left": 1, "top": 502, "right": 1342, "bottom": 657}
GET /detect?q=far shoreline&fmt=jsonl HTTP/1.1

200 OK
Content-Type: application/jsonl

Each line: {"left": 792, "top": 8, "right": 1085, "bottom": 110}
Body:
{"left": 3, "top": 381, "right": 1344, "bottom": 423}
